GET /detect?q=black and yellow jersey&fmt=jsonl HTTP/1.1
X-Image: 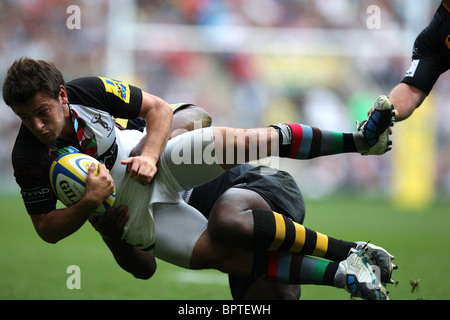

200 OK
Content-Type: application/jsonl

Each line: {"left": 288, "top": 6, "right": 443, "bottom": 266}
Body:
{"left": 401, "top": 1, "right": 450, "bottom": 94}
{"left": 12, "top": 77, "right": 142, "bottom": 215}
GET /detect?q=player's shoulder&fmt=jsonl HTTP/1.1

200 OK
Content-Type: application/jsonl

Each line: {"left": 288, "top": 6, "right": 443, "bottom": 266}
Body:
{"left": 66, "top": 76, "right": 101, "bottom": 85}
{"left": 13, "top": 124, "right": 41, "bottom": 154}
{"left": 68, "top": 76, "right": 142, "bottom": 111}
{"left": 65, "top": 76, "right": 105, "bottom": 103}
{"left": 66, "top": 76, "right": 134, "bottom": 111}
{"left": 65, "top": 76, "right": 105, "bottom": 93}
{"left": 66, "top": 76, "right": 130, "bottom": 95}
{"left": 12, "top": 128, "right": 56, "bottom": 215}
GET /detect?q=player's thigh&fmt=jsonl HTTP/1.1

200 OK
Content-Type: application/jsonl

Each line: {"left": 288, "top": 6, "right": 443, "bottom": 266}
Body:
{"left": 160, "top": 127, "right": 225, "bottom": 191}
{"left": 153, "top": 202, "right": 256, "bottom": 274}
{"left": 208, "top": 188, "right": 272, "bottom": 245}
{"left": 213, "top": 187, "right": 272, "bottom": 214}
{"left": 190, "top": 228, "right": 254, "bottom": 275}
{"left": 152, "top": 201, "right": 208, "bottom": 269}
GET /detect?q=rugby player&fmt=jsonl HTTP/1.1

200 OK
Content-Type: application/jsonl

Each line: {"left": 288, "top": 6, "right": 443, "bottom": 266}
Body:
{"left": 3, "top": 58, "right": 394, "bottom": 299}
{"left": 362, "top": 0, "right": 449, "bottom": 139}
{"left": 107, "top": 105, "right": 395, "bottom": 300}
{"left": 90, "top": 104, "right": 392, "bottom": 300}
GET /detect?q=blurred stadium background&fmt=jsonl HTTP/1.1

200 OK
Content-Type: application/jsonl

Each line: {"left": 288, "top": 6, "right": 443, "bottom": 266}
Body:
{"left": 0, "top": 0, "right": 449, "bottom": 300}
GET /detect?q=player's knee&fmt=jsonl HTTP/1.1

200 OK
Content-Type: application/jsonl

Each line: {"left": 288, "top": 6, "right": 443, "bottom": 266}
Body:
{"left": 208, "top": 202, "right": 248, "bottom": 244}
{"left": 190, "top": 231, "right": 237, "bottom": 271}
{"left": 208, "top": 205, "right": 231, "bottom": 235}
{"left": 132, "top": 268, "right": 155, "bottom": 280}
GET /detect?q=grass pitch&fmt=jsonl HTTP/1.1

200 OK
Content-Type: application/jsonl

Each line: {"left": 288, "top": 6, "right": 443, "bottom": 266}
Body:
{"left": 0, "top": 194, "right": 448, "bottom": 300}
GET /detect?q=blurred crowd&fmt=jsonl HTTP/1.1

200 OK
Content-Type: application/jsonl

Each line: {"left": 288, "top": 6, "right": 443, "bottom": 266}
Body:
{"left": 1, "top": 0, "right": 449, "bottom": 200}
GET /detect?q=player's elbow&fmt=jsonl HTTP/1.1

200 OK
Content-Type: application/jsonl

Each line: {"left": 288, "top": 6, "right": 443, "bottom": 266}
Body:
{"left": 37, "top": 226, "right": 70, "bottom": 244}
{"left": 129, "top": 255, "right": 157, "bottom": 280}
{"left": 39, "top": 233, "right": 62, "bottom": 244}
{"left": 37, "top": 227, "right": 65, "bottom": 244}
{"left": 133, "top": 271, "right": 153, "bottom": 280}
{"left": 132, "top": 265, "right": 156, "bottom": 280}
{"left": 34, "top": 225, "right": 63, "bottom": 244}
{"left": 30, "top": 213, "right": 67, "bottom": 244}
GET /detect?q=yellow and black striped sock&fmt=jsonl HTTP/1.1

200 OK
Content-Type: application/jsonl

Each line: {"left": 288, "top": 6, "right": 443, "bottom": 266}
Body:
{"left": 252, "top": 208, "right": 355, "bottom": 261}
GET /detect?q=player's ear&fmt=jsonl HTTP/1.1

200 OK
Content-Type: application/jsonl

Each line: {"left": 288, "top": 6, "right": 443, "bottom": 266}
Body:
{"left": 59, "top": 85, "right": 68, "bottom": 104}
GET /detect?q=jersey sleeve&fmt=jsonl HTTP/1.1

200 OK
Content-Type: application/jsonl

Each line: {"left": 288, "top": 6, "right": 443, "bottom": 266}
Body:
{"left": 66, "top": 77, "right": 143, "bottom": 119}
{"left": 401, "top": 33, "right": 449, "bottom": 95}
{"left": 12, "top": 126, "right": 57, "bottom": 215}
{"left": 401, "top": 3, "right": 450, "bottom": 94}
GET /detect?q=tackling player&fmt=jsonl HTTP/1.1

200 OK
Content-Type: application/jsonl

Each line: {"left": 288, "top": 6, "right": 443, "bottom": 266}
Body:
{"left": 94, "top": 105, "right": 396, "bottom": 300}
{"left": 3, "top": 58, "right": 394, "bottom": 299}
{"left": 362, "top": 0, "right": 449, "bottom": 139}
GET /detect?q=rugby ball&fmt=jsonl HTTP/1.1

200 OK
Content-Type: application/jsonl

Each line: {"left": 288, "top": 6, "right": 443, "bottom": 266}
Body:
{"left": 49, "top": 153, "right": 115, "bottom": 216}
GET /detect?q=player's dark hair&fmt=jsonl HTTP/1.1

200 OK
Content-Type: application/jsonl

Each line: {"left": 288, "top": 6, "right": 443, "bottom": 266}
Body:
{"left": 2, "top": 57, "right": 65, "bottom": 108}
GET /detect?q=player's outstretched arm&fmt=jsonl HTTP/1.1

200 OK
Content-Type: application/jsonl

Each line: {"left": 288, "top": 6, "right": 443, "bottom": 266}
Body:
{"left": 90, "top": 205, "right": 156, "bottom": 279}
{"left": 388, "top": 83, "right": 427, "bottom": 121}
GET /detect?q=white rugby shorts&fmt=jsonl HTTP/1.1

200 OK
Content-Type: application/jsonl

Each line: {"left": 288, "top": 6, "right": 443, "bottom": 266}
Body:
{"left": 113, "top": 127, "right": 225, "bottom": 268}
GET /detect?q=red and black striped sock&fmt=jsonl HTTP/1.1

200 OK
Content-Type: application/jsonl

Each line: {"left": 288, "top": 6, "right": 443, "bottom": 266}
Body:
{"left": 252, "top": 251, "right": 339, "bottom": 286}
{"left": 271, "top": 123, "right": 358, "bottom": 159}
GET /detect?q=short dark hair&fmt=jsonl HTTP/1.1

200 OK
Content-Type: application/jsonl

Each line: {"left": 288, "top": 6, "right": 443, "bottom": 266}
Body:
{"left": 2, "top": 57, "right": 65, "bottom": 108}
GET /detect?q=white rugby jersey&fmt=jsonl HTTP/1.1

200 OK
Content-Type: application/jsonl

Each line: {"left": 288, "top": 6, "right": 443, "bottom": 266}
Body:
{"left": 12, "top": 76, "right": 173, "bottom": 250}
{"left": 13, "top": 76, "right": 142, "bottom": 214}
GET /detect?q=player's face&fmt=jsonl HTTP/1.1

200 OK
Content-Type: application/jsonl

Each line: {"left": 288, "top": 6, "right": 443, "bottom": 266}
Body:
{"left": 13, "top": 88, "right": 69, "bottom": 144}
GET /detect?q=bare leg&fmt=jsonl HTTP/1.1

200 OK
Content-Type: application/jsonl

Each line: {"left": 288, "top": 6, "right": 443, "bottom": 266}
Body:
{"left": 206, "top": 188, "right": 301, "bottom": 300}
{"left": 208, "top": 188, "right": 270, "bottom": 247}
{"left": 211, "top": 127, "right": 279, "bottom": 170}
{"left": 190, "top": 229, "right": 254, "bottom": 275}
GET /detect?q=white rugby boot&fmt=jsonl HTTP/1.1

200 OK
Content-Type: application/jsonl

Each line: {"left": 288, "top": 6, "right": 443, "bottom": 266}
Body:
{"left": 355, "top": 241, "right": 398, "bottom": 285}
{"left": 335, "top": 247, "right": 390, "bottom": 300}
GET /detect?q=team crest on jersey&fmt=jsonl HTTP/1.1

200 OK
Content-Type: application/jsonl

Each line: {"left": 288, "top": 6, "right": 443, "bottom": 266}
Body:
{"left": 92, "top": 113, "right": 113, "bottom": 137}
{"left": 446, "top": 35, "right": 450, "bottom": 50}
{"left": 99, "top": 77, "right": 131, "bottom": 103}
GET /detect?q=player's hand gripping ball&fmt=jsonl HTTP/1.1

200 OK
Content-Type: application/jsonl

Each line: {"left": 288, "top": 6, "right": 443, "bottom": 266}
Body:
{"left": 49, "top": 153, "right": 115, "bottom": 216}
